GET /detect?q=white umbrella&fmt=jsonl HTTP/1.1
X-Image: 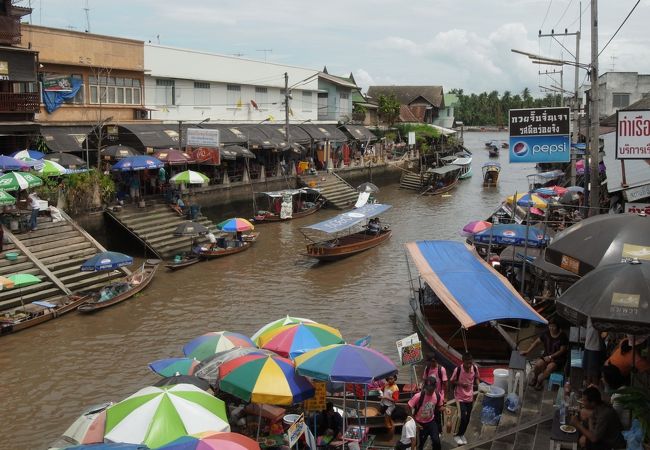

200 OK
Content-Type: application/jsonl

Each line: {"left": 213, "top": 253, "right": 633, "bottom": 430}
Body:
{"left": 170, "top": 170, "right": 209, "bottom": 185}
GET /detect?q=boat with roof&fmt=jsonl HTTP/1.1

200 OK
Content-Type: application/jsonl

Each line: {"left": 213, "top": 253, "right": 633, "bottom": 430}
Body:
{"left": 482, "top": 162, "right": 501, "bottom": 186}
{"left": 252, "top": 188, "right": 323, "bottom": 223}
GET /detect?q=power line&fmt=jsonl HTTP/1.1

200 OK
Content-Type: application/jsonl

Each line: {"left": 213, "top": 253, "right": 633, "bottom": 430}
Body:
{"left": 599, "top": 0, "right": 641, "bottom": 57}
{"left": 566, "top": 2, "right": 589, "bottom": 29}
{"left": 553, "top": 0, "right": 574, "bottom": 29}
{"left": 540, "top": 0, "right": 554, "bottom": 30}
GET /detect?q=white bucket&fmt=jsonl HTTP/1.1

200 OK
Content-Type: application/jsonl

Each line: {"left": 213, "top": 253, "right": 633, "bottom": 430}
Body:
{"left": 493, "top": 368, "right": 509, "bottom": 393}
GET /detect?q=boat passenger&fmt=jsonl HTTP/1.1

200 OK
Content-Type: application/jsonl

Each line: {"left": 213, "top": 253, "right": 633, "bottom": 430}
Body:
{"left": 520, "top": 318, "right": 568, "bottom": 390}
{"left": 368, "top": 218, "right": 381, "bottom": 235}
{"left": 379, "top": 374, "right": 400, "bottom": 435}
{"left": 315, "top": 402, "right": 343, "bottom": 441}
{"left": 206, "top": 232, "right": 217, "bottom": 249}
{"left": 570, "top": 386, "right": 625, "bottom": 450}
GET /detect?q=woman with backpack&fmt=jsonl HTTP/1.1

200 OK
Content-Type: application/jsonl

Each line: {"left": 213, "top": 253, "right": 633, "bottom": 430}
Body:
{"left": 422, "top": 355, "right": 448, "bottom": 433}
{"left": 450, "top": 352, "right": 480, "bottom": 446}
{"left": 407, "top": 377, "right": 443, "bottom": 450}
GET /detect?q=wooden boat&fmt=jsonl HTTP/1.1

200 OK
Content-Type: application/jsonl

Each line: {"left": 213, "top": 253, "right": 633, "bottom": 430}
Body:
{"left": 165, "top": 253, "right": 201, "bottom": 271}
{"left": 78, "top": 259, "right": 160, "bottom": 313}
{"left": 420, "top": 165, "right": 461, "bottom": 195}
{"left": 405, "top": 240, "right": 547, "bottom": 383}
{"left": 482, "top": 162, "right": 501, "bottom": 187}
{"left": 302, "top": 204, "right": 392, "bottom": 262}
{"left": 327, "top": 397, "right": 409, "bottom": 428}
{"left": 488, "top": 145, "right": 499, "bottom": 157}
{"left": 0, "top": 294, "right": 89, "bottom": 335}
{"left": 253, "top": 188, "right": 323, "bottom": 223}
{"left": 441, "top": 154, "right": 472, "bottom": 179}
{"left": 196, "top": 232, "right": 258, "bottom": 259}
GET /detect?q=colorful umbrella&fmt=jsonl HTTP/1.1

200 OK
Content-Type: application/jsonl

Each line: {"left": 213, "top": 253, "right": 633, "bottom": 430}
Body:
{"left": 530, "top": 207, "right": 545, "bottom": 216}
{"left": 183, "top": 332, "right": 256, "bottom": 361}
{"left": 258, "top": 323, "right": 344, "bottom": 359}
{"left": 10, "top": 149, "right": 45, "bottom": 160}
{"left": 0, "top": 190, "right": 16, "bottom": 206}
{"left": 37, "top": 159, "right": 67, "bottom": 177}
{"left": 534, "top": 185, "right": 567, "bottom": 197}
{"left": 218, "top": 353, "right": 314, "bottom": 405}
{"left": 149, "top": 357, "right": 200, "bottom": 377}
{"left": 154, "top": 149, "right": 196, "bottom": 165}
{"left": 81, "top": 251, "right": 133, "bottom": 272}
{"left": 157, "top": 432, "right": 260, "bottom": 450}
{"left": 295, "top": 344, "right": 397, "bottom": 383}
{"left": 111, "top": 155, "right": 164, "bottom": 171}
{"left": 65, "top": 443, "right": 149, "bottom": 449}
{"left": 251, "top": 316, "right": 315, "bottom": 343}
{"left": 8, "top": 273, "right": 41, "bottom": 288}
{"left": 0, "top": 172, "right": 42, "bottom": 191}
{"left": 0, "top": 155, "right": 30, "bottom": 171}
{"left": 514, "top": 192, "right": 548, "bottom": 209}
{"left": 472, "top": 223, "right": 549, "bottom": 248}
{"left": 0, "top": 275, "right": 15, "bottom": 290}
{"left": 461, "top": 220, "right": 492, "bottom": 236}
{"left": 566, "top": 185, "right": 585, "bottom": 193}
{"left": 170, "top": 170, "right": 210, "bottom": 185}
{"left": 216, "top": 218, "right": 254, "bottom": 233}
{"left": 104, "top": 384, "right": 229, "bottom": 449}
{"left": 194, "top": 348, "right": 274, "bottom": 385}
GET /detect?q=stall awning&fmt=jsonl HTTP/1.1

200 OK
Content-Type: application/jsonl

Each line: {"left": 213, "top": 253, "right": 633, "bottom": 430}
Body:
{"left": 224, "top": 145, "right": 255, "bottom": 159}
{"left": 40, "top": 126, "right": 91, "bottom": 152}
{"left": 405, "top": 240, "right": 547, "bottom": 328}
{"left": 119, "top": 124, "right": 179, "bottom": 148}
{"left": 298, "top": 124, "right": 347, "bottom": 142}
{"left": 302, "top": 203, "right": 391, "bottom": 234}
{"left": 341, "top": 125, "right": 377, "bottom": 142}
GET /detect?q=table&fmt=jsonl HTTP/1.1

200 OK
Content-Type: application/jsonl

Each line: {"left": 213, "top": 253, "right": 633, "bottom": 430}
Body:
{"left": 549, "top": 410, "right": 578, "bottom": 450}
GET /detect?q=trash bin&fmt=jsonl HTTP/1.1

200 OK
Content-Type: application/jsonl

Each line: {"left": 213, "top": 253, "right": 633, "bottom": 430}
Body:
{"left": 493, "top": 368, "right": 509, "bottom": 393}
{"left": 481, "top": 386, "right": 506, "bottom": 425}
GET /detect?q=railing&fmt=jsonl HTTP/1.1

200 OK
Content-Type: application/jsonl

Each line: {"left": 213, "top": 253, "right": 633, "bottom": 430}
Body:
{"left": 0, "top": 92, "right": 40, "bottom": 113}
{"left": 0, "top": 17, "right": 21, "bottom": 45}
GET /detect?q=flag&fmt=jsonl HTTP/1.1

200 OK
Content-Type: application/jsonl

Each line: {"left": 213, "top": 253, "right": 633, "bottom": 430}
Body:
{"left": 251, "top": 99, "right": 259, "bottom": 110}
{"left": 236, "top": 98, "right": 243, "bottom": 108}
{"left": 267, "top": 115, "right": 275, "bottom": 121}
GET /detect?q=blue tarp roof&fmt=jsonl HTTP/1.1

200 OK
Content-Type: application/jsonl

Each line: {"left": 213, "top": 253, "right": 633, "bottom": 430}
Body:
{"left": 405, "top": 240, "right": 547, "bottom": 328}
{"left": 303, "top": 203, "right": 391, "bottom": 234}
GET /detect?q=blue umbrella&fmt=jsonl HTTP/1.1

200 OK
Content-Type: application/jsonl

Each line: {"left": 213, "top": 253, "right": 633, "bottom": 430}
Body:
{"left": 0, "top": 155, "right": 29, "bottom": 171}
{"left": 473, "top": 224, "right": 549, "bottom": 248}
{"left": 81, "top": 251, "right": 133, "bottom": 272}
{"left": 10, "top": 149, "right": 45, "bottom": 160}
{"left": 111, "top": 155, "right": 163, "bottom": 171}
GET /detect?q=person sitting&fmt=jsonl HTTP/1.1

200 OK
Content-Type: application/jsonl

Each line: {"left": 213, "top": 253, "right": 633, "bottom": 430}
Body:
{"left": 368, "top": 218, "right": 381, "bottom": 235}
{"left": 171, "top": 196, "right": 186, "bottom": 216}
{"left": 520, "top": 318, "right": 568, "bottom": 390}
{"left": 570, "top": 386, "right": 625, "bottom": 450}
{"left": 316, "top": 402, "right": 343, "bottom": 442}
{"left": 604, "top": 335, "right": 650, "bottom": 385}
{"left": 380, "top": 374, "right": 400, "bottom": 435}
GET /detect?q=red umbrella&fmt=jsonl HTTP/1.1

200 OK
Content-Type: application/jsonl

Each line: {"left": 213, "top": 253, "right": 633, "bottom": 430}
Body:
{"left": 154, "top": 149, "right": 195, "bottom": 165}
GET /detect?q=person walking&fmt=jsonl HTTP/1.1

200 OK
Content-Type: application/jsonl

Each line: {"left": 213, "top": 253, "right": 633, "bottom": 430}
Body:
{"left": 407, "top": 377, "right": 442, "bottom": 450}
{"left": 451, "top": 352, "right": 480, "bottom": 446}
{"left": 28, "top": 192, "right": 40, "bottom": 232}
{"left": 422, "top": 355, "right": 448, "bottom": 434}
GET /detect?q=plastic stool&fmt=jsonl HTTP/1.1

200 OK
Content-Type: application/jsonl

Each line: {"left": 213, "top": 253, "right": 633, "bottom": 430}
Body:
{"left": 547, "top": 372, "right": 564, "bottom": 391}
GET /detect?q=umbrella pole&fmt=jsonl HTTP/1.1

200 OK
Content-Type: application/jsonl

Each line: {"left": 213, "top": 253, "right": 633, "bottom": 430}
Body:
{"left": 343, "top": 382, "right": 347, "bottom": 444}
{"left": 521, "top": 206, "right": 530, "bottom": 297}
{"left": 256, "top": 405, "right": 262, "bottom": 440}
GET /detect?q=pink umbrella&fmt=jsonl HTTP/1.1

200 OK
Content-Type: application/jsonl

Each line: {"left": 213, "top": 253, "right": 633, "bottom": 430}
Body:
{"left": 461, "top": 220, "right": 492, "bottom": 236}
{"left": 154, "top": 149, "right": 196, "bottom": 165}
{"left": 530, "top": 207, "right": 545, "bottom": 216}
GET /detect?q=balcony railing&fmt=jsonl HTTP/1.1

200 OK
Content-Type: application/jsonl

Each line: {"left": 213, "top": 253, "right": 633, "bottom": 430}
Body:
{"left": 0, "top": 92, "right": 41, "bottom": 113}
{"left": 0, "top": 17, "right": 21, "bottom": 45}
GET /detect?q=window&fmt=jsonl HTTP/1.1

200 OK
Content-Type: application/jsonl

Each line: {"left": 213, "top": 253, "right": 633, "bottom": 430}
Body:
{"left": 318, "top": 93, "right": 328, "bottom": 115}
{"left": 156, "top": 79, "right": 175, "bottom": 105}
{"left": 88, "top": 76, "right": 143, "bottom": 105}
{"left": 302, "top": 91, "right": 312, "bottom": 112}
{"left": 339, "top": 92, "right": 349, "bottom": 114}
{"left": 255, "top": 87, "right": 268, "bottom": 110}
{"left": 71, "top": 74, "right": 84, "bottom": 104}
{"left": 194, "top": 81, "right": 211, "bottom": 106}
{"left": 612, "top": 93, "right": 630, "bottom": 109}
{"left": 227, "top": 84, "right": 241, "bottom": 107}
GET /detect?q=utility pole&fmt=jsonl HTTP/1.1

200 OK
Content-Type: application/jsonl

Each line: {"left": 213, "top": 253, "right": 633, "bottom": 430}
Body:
{"left": 178, "top": 120, "right": 183, "bottom": 151}
{"left": 284, "top": 72, "right": 290, "bottom": 145}
{"left": 538, "top": 70, "right": 564, "bottom": 106}
{"left": 588, "top": 0, "right": 600, "bottom": 215}
{"left": 539, "top": 28, "right": 581, "bottom": 185}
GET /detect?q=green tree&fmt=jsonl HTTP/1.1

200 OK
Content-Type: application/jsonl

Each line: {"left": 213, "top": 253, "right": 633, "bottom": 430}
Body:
{"left": 377, "top": 94, "right": 400, "bottom": 127}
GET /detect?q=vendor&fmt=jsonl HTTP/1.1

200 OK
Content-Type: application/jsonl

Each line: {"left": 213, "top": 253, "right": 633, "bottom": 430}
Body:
{"left": 315, "top": 402, "right": 342, "bottom": 440}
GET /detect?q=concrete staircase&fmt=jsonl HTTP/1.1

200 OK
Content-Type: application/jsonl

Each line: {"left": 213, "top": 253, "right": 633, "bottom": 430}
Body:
{"left": 105, "top": 202, "right": 220, "bottom": 259}
{"left": 400, "top": 171, "right": 426, "bottom": 191}
{"left": 299, "top": 172, "right": 359, "bottom": 209}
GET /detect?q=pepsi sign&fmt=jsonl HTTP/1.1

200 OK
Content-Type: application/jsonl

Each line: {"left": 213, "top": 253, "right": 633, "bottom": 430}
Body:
{"left": 509, "top": 107, "right": 571, "bottom": 163}
{"left": 509, "top": 135, "right": 570, "bottom": 163}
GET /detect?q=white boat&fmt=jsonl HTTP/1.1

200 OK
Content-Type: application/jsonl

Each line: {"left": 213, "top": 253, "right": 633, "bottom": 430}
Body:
{"left": 441, "top": 154, "right": 472, "bottom": 179}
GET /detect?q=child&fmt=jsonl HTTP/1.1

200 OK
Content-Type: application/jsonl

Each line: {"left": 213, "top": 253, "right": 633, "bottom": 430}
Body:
{"left": 450, "top": 352, "right": 479, "bottom": 446}
{"left": 380, "top": 375, "right": 400, "bottom": 434}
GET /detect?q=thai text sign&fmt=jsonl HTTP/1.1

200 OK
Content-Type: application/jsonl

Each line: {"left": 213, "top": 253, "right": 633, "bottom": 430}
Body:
{"left": 509, "top": 107, "right": 570, "bottom": 163}
{"left": 616, "top": 110, "right": 650, "bottom": 159}
{"left": 303, "top": 381, "right": 326, "bottom": 412}
{"left": 186, "top": 128, "right": 220, "bottom": 148}
{"left": 396, "top": 333, "right": 423, "bottom": 365}
{"left": 287, "top": 413, "right": 306, "bottom": 447}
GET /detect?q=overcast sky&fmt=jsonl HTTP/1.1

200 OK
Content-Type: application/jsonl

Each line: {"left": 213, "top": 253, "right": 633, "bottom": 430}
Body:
{"left": 21, "top": 0, "right": 650, "bottom": 96}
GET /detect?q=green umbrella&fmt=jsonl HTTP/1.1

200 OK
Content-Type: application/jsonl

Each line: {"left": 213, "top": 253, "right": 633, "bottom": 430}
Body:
{"left": 0, "top": 190, "right": 15, "bottom": 206}
{"left": 0, "top": 172, "right": 42, "bottom": 191}
{"left": 37, "top": 160, "right": 67, "bottom": 177}
{"left": 8, "top": 273, "right": 41, "bottom": 309}
{"left": 170, "top": 170, "right": 209, "bottom": 185}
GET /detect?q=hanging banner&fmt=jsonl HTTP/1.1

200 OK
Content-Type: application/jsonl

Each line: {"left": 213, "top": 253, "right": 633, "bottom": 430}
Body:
{"left": 43, "top": 74, "right": 73, "bottom": 92}
{"left": 187, "top": 128, "right": 220, "bottom": 148}
{"left": 396, "top": 333, "right": 423, "bottom": 366}
{"left": 509, "top": 107, "right": 570, "bottom": 163}
{"left": 616, "top": 110, "right": 650, "bottom": 159}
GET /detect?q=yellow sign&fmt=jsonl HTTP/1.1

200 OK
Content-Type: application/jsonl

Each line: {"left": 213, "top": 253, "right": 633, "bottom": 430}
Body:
{"left": 303, "top": 381, "right": 326, "bottom": 412}
{"left": 612, "top": 292, "right": 640, "bottom": 308}
{"left": 622, "top": 243, "right": 650, "bottom": 261}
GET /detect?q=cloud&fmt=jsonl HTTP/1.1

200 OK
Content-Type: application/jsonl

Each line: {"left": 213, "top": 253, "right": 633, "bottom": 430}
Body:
{"left": 353, "top": 69, "right": 375, "bottom": 91}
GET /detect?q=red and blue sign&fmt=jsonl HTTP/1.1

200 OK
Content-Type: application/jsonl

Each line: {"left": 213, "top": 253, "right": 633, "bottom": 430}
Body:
{"left": 509, "top": 107, "right": 571, "bottom": 163}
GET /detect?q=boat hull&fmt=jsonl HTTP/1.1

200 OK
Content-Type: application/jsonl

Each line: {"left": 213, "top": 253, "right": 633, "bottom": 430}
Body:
{"left": 165, "top": 254, "right": 201, "bottom": 271}
{"left": 306, "top": 229, "right": 391, "bottom": 261}
{"left": 459, "top": 166, "right": 473, "bottom": 179}
{"left": 198, "top": 241, "right": 253, "bottom": 259}
{"left": 1, "top": 294, "right": 89, "bottom": 335}
{"left": 253, "top": 201, "right": 323, "bottom": 223}
{"left": 421, "top": 179, "right": 459, "bottom": 195}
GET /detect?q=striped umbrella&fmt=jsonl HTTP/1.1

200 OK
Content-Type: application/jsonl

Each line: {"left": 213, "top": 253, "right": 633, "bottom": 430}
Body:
{"left": 461, "top": 220, "right": 492, "bottom": 236}
{"left": 258, "top": 323, "right": 344, "bottom": 359}
{"left": 0, "top": 190, "right": 15, "bottom": 206}
{"left": 218, "top": 353, "right": 314, "bottom": 405}
{"left": 10, "top": 149, "right": 45, "bottom": 160}
{"left": 104, "top": 384, "right": 229, "bottom": 449}
{"left": 37, "top": 159, "right": 67, "bottom": 177}
{"left": 170, "top": 170, "right": 209, "bottom": 185}
{"left": 194, "top": 348, "right": 275, "bottom": 385}
{"left": 216, "top": 218, "right": 254, "bottom": 232}
{"left": 251, "top": 316, "right": 315, "bottom": 343}
{"left": 148, "top": 357, "right": 200, "bottom": 377}
{"left": 157, "top": 432, "right": 260, "bottom": 450}
{"left": 183, "top": 331, "right": 256, "bottom": 361}
{"left": 0, "top": 172, "right": 42, "bottom": 191}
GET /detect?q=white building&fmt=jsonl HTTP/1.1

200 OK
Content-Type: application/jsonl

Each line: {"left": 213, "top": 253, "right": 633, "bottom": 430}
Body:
{"left": 143, "top": 44, "right": 320, "bottom": 124}
{"left": 582, "top": 72, "right": 650, "bottom": 119}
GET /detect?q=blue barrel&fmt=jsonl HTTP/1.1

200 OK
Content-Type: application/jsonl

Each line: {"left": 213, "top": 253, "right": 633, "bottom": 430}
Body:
{"left": 481, "top": 386, "right": 506, "bottom": 425}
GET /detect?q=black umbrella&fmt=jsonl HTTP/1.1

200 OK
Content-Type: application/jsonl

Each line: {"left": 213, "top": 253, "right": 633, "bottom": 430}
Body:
{"left": 44, "top": 152, "right": 87, "bottom": 169}
{"left": 357, "top": 182, "right": 380, "bottom": 193}
{"left": 544, "top": 214, "right": 650, "bottom": 277}
{"left": 101, "top": 145, "right": 139, "bottom": 159}
{"left": 557, "top": 259, "right": 650, "bottom": 334}
{"left": 173, "top": 221, "right": 209, "bottom": 237}
{"left": 153, "top": 374, "right": 211, "bottom": 391}
{"left": 559, "top": 191, "right": 580, "bottom": 204}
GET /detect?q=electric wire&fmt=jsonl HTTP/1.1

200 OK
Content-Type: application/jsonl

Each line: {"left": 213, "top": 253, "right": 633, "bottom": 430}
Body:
{"left": 540, "top": 0, "right": 555, "bottom": 30}
{"left": 553, "top": 0, "right": 574, "bottom": 30}
{"left": 598, "top": 0, "right": 641, "bottom": 57}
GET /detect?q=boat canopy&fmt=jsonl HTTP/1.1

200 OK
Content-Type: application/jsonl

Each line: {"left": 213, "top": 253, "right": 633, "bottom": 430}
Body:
{"left": 428, "top": 166, "right": 461, "bottom": 175}
{"left": 482, "top": 162, "right": 501, "bottom": 169}
{"left": 440, "top": 155, "right": 457, "bottom": 163}
{"left": 303, "top": 203, "right": 392, "bottom": 234}
{"left": 452, "top": 157, "right": 472, "bottom": 166}
{"left": 261, "top": 188, "right": 319, "bottom": 198}
{"left": 405, "top": 240, "right": 547, "bottom": 328}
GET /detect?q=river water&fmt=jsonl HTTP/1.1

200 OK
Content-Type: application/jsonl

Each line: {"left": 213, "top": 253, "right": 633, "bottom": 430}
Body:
{"left": 0, "top": 132, "right": 537, "bottom": 450}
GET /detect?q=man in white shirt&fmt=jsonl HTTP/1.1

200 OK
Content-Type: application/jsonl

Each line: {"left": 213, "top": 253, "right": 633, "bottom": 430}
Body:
{"left": 395, "top": 413, "right": 417, "bottom": 450}
{"left": 28, "top": 192, "right": 40, "bottom": 231}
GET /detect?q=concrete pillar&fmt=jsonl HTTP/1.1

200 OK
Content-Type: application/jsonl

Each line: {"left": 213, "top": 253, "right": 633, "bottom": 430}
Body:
{"left": 290, "top": 162, "right": 297, "bottom": 176}
{"left": 242, "top": 165, "right": 250, "bottom": 183}
{"left": 222, "top": 173, "right": 230, "bottom": 186}
{"left": 275, "top": 164, "right": 282, "bottom": 178}
{"left": 259, "top": 165, "right": 266, "bottom": 181}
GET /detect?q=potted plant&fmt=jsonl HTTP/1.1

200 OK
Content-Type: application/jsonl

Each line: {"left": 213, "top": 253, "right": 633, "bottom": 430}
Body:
{"left": 616, "top": 386, "right": 650, "bottom": 448}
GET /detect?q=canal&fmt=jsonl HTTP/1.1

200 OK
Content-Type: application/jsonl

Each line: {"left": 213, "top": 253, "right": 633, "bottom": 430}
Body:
{"left": 0, "top": 131, "right": 537, "bottom": 450}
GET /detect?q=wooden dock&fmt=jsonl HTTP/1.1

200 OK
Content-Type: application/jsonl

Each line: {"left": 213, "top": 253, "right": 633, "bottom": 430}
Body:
{"left": 104, "top": 202, "right": 220, "bottom": 259}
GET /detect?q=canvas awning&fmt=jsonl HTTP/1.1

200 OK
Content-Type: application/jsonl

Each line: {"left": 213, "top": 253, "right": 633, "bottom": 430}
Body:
{"left": 261, "top": 188, "right": 319, "bottom": 198}
{"left": 405, "top": 240, "right": 547, "bottom": 328}
{"left": 298, "top": 124, "right": 347, "bottom": 142}
{"left": 340, "top": 125, "right": 377, "bottom": 142}
{"left": 40, "top": 126, "right": 91, "bottom": 152}
{"left": 428, "top": 165, "right": 461, "bottom": 175}
{"left": 302, "top": 203, "right": 391, "bottom": 234}
{"left": 119, "top": 124, "right": 179, "bottom": 148}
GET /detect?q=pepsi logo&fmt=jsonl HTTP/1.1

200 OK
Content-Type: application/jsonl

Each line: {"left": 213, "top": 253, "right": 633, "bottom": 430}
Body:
{"left": 502, "top": 230, "right": 516, "bottom": 237}
{"left": 512, "top": 141, "right": 529, "bottom": 157}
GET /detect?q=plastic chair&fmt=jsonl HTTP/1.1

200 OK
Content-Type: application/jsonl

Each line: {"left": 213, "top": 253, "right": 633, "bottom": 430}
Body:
{"left": 547, "top": 372, "right": 564, "bottom": 391}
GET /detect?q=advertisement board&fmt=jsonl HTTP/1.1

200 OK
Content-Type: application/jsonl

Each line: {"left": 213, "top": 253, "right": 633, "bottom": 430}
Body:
{"left": 303, "top": 381, "right": 326, "bottom": 412}
{"left": 625, "top": 202, "right": 650, "bottom": 215}
{"left": 509, "top": 107, "right": 570, "bottom": 163}
{"left": 396, "top": 333, "right": 423, "bottom": 366}
{"left": 186, "top": 128, "right": 220, "bottom": 148}
{"left": 616, "top": 110, "right": 650, "bottom": 159}
{"left": 287, "top": 414, "right": 306, "bottom": 447}
{"left": 0, "top": 61, "right": 8, "bottom": 80}
{"left": 43, "top": 74, "right": 73, "bottom": 92}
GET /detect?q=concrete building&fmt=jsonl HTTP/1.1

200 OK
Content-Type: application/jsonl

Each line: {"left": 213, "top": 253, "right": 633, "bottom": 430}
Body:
{"left": 434, "top": 93, "right": 458, "bottom": 128}
{"left": 587, "top": 72, "right": 650, "bottom": 119}
{"left": 316, "top": 68, "right": 359, "bottom": 123}
{"left": 143, "top": 44, "right": 320, "bottom": 124}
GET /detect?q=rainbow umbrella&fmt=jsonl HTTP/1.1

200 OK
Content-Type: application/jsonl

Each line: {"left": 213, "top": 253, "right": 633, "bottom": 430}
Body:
{"left": 251, "top": 315, "right": 315, "bottom": 343}
{"left": 218, "top": 353, "right": 314, "bottom": 405}
{"left": 216, "top": 218, "right": 254, "bottom": 232}
{"left": 157, "top": 431, "right": 260, "bottom": 450}
{"left": 506, "top": 192, "right": 548, "bottom": 209}
{"left": 461, "top": 220, "right": 492, "bottom": 236}
{"left": 258, "top": 322, "right": 344, "bottom": 359}
{"left": 148, "top": 357, "right": 200, "bottom": 377}
{"left": 183, "top": 332, "right": 255, "bottom": 361}
{"left": 194, "top": 348, "right": 274, "bottom": 385}
{"left": 295, "top": 344, "right": 397, "bottom": 383}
